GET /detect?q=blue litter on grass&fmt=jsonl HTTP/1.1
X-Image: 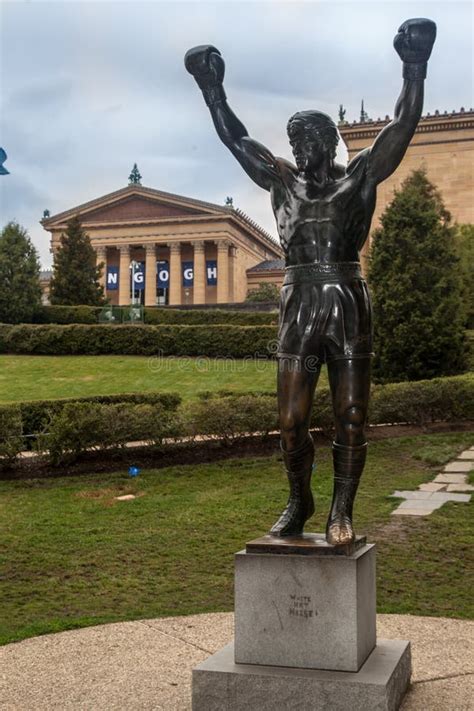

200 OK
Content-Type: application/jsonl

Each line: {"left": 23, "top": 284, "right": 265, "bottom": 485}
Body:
{"left": 128, "top": 466, "right": 140, "bottom": 477}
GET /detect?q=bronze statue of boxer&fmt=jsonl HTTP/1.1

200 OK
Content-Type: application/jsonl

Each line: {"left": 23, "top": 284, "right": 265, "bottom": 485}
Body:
{"left": 185, "top": 19, "right": 436, "bottom": 545}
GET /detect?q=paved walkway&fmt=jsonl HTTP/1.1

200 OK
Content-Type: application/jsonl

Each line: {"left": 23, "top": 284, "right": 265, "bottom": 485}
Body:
{"left": 391, "top": 446, "right": 473, "bottom": 516}
{"left": 1, "top": 613, "right": 473, "bottom": 710}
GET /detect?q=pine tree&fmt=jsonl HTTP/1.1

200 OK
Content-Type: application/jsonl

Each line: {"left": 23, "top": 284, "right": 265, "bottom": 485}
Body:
{"left": 368, "top": 169, "right": 467, "bottom": 382}
{"left": 50, "top": 216, "right": 105, "bottom": 305}
{"left": 0, "top": 222, "right": 42, "bottom": 323}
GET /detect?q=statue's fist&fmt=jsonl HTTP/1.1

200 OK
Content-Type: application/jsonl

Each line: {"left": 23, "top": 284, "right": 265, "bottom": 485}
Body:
{"left": 394, "top": 18, "right": 436, "bottom": 63}
{"left": 184, "top": 45, "right": 225, "bottom": 91}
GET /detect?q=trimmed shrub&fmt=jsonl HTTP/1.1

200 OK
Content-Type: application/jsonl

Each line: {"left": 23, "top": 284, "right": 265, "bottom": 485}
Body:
{"left": 33, "top": 305, "right": 102, "bottom": 324}
{"left": 369, "top": 374, "right": 474, "bottom": 426}
{"left": 0, "top": 405, "right": 23, "bottom": 466}
{"left": 0, "top": 324, "right": 278, "bottom": 358}
{"left": 17, "top": 392, "right": 181, "bottom": 441}
{"left": 27, "top": 306, "right": 278, "bottom": 326}
{"left": 185, "top": 375, "right": 473, "bottom": 440}
{"left": 184, "top": 394, "right": 279, "bottom": 444}
{"left": 144, "top": 308, "right": 278, "bottom": 326}
{"left": 38, "top": 402, "right": 182, "bottom": 465}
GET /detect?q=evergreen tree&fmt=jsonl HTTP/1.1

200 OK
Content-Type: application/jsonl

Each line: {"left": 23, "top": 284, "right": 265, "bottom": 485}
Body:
{"left": 368, "top": 169, "right": 467, "bottom": 382}
{"left": 50, "top": 216, "right": 105, "bottom": 305}
{"left": 0, "top": 222, "right": 42, "bottom": 323}
{"left": 452, "top": 223, "right": 474, "bottom": 328}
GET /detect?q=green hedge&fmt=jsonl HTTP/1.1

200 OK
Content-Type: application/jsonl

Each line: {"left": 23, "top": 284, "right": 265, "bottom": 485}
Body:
{"left": 1, "top": 375, "right": 471, "bottom": 467}
{"left": 369, "top": 373, "right": 474, "bottom": 426}
{"left": 33, "top": 305, "right": 103, "bottom": 324}
{"left": 29, "top": 305, "right": 278, "bottom": 326}
{"left": 0, "top": 324, "right": 277, "bottom": 357}
{"left": 0, "top": 405, "right": 23, "bottom": 464}
{"left": 17, "top": 392, "right": 181, "bottom": 441}
{"left": 38, "top": 402, "right": 182, "bottom": 465}
{"left": 143, "top": 308, "right": 278, "bottom": 326}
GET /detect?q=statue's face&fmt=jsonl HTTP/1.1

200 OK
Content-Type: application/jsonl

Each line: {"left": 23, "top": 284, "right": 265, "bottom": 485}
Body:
{"left": 288, "top": 124, "right": 325, "bottom": 173}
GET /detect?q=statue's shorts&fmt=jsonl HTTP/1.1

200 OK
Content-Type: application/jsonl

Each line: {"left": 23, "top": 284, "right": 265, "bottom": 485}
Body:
{"left": 276, "top": 262, "right": 374, "bottom": 368}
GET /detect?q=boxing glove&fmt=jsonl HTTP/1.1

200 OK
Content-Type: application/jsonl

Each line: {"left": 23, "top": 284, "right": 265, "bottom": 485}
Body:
{"left": 394, "top": 18, "right": 437, "bottom": 80}
{"left": 184, "top": 45, "right": 226, "bottom": 105}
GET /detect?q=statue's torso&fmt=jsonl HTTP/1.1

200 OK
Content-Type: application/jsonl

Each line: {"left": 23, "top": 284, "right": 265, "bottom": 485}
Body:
{"left": 272, "top": 151, "right": 376, "bottom": 266}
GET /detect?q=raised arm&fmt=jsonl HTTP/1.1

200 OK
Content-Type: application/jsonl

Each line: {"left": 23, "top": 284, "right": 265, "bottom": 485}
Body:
{"left": 365, "top": 19, "right": 436, "bottom": 185}
{"left": 185, "top": 45, "right": 281, "bottom": 192}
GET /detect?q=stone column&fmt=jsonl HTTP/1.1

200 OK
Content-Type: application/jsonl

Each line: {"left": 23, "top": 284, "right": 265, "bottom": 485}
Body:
{"left": 193, "top": 240, "right": 206, "bottom": 305}
{"left": 95, "top": 246, "right": 107, "bottom": 293}
{"left": 144, "top": 243, "right": 157, "bottom": 307}
{"left": 118, "top": 244, "right": 130, "bottom": 306}
{"left": 228, "top": 244, "right": 236, "bottom": 303}
{"left": 217, "top": 240, "right": 230, "bottom": 304}
{"left": 168, "top": 242, "right": 182, "bottom": 306}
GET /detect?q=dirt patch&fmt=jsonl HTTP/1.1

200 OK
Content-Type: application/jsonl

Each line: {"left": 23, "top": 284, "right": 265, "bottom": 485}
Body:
{"left": 369, "top": 514, "right": 422, "bottom": 545}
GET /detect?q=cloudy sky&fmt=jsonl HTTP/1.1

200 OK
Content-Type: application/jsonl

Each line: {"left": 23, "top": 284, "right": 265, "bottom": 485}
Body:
{"left": 1, "top": 0, "right": 472, "bottom": 267}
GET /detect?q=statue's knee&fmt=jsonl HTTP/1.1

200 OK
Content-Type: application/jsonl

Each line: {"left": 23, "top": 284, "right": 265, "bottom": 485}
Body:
{"left": 337, "top": 405, "right": 366, "bottom": 445}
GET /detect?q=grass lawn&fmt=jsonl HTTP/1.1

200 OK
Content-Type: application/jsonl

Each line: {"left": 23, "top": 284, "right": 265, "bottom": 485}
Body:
{"left": 0, "top": 355, "right": 300, "bottom": 402}
{"left": 1, "top": 431, "right": 472, "bottom": 645}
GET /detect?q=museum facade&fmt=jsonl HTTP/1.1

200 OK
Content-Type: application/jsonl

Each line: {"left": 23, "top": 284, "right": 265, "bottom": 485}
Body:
{"left": 42, "top": 108, "right": 473, "bottom": 305}
{"left": 340, "top": 107, "right": 474, "bottom": 271}
{"left": 42, "top": 184, "right": 283, "bottom": 306}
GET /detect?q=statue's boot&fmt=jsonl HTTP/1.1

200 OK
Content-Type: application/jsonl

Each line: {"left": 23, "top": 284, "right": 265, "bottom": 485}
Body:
{"left": 270, "top": 434, "right": 315, "bottom": 537}
{"left": 326, "top": 441, "right": 367, "bottom": 546}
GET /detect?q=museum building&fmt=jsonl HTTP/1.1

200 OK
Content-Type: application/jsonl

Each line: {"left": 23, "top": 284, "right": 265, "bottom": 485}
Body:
{"left": 42, "top": 108, "right": 473, "bottom": 305}
{"left": 340, "top": 107, "right": 474, "bottom": 270}
{"left": 41, "top": 180, "right": 283, "bottom": 306}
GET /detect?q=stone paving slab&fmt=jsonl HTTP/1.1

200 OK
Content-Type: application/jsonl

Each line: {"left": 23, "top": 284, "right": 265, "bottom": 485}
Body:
{"left": 395, "top": 500, "right": 444, "bottom": 510}
{"left": 1, "top": 613, "right": 473, "bottom": 710}
{"left": 393, "top": 490, "right": 470, "bottom": 503}
{"left": 444, "top": 461, "right": 473, "bottom": 473}
{"left": 392, "top": 508, "right": 437, "bottom": 516}
{"left": 458, "top": 450, "right": 474, "bottom": 460}
{"left": 393, "top": 490, "right": 435, "bottom": 500}
{"left": 418, "top": 483, "right": 446, "bottom": 492}
{"left": 433, "top": 474, "right": 468, "bottom": 484}
{"left": 446, "top": 483, "right": 474, "bottom": 492}
{"left": 429, "top": 492, "right": 471, "bottom": 503}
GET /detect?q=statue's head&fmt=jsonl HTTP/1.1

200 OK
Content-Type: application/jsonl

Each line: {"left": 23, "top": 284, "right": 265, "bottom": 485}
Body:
{"left": 287, "top": 110, "right": 339, "bottom": 172}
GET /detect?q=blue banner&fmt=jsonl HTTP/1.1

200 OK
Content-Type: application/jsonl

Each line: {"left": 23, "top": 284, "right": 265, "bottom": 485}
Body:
{"left": 157, "top": 260, "right": 169, "bottom": 288}
{"left": 131, "top": 261, "right": 145, "bottom": 291}
{"left": 106, "top": 266, "right": 119, "bottom": 290}
{"left": 206, "top": 259, "right": 217, "bottom": 285}
{"left": 182, "top": 261, "right": 194, "bottom": 287}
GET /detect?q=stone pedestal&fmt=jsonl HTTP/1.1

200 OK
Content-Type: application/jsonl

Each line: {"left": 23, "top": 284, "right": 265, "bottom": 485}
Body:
{"left": 192, "top": 534, "right": 411, "bottom": 710}
{"left": 235, "top": 535, "right": 375, "bottom": 671}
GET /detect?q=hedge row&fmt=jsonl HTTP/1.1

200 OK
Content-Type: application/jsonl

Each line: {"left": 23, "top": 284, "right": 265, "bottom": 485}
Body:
{"left": 1, "top": 374, "right": 472, "bottom": 467}
{"left": 31, "top": 305, "right": 278, "bottom": 326}
{"left": 17, "top": 392, "right": 181, "bottom": 441}
{"left": 143, "top": 308, "right": 278, "bottom": 326}
{"left": 33, "top": 305, "right": 103, "bottom": 324}
{"left": 0, "top": 324, "right": 277, "bottom": 357}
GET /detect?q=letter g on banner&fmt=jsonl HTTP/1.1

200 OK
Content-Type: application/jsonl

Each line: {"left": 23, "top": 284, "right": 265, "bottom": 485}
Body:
{"left": 182, "top": 261, "right": 194, "bottom": 286}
